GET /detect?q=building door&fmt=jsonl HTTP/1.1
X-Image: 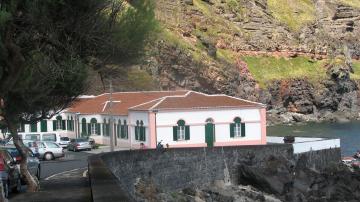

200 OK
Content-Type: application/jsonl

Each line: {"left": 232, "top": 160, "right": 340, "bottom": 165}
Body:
{"left": 205, "top": 118, "right": 215, "bottom": 147}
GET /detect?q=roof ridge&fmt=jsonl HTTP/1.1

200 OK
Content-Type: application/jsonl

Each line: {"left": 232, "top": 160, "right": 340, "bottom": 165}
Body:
{"left": 128, "top": 97, "right": 164, "bottom": 110}
{"left": 149, "top": 91, "right": 199, "bottom": 110}
{"left": 221, "top": 94, "right": 266, "bottom": 107}
{"left": 97, "top": 90, "right": 189, "bottom": 96}
{"left": 149, "top": 97, "right": 167, "bottom": 110}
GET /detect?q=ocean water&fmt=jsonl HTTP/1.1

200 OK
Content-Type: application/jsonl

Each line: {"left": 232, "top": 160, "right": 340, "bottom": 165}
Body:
{"left": 267, "top": 121, "right": 360, "bottom": 156}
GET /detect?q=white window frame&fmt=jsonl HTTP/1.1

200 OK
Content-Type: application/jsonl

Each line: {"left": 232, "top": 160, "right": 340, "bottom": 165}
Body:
{"left": 56, "top": 120, "right": 62, "bottom": 130}
{"left": 91, "top": 123, "right": 97, "bottom": 135}
{"left": 234, "top": 123, "right": 241, "bottom": 137}
{"left": 177, "top": 126, "right": 185, "bottom": 140}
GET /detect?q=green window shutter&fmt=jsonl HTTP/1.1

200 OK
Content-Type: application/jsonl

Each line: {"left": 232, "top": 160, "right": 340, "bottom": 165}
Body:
{"left": 135, "top": 126, "right": 139, "bottom": 140}
{"left": 120, "top": 125, "right": 124, "bottom": 138}
{"left": 96, "top": 123, "right": 100, "bottom": 135}
{"left": 125, "top": 126, "right": 128, "bottom": 139}
{"left": 185, "top": 126, "right": 190, "bottom": 140}
{"left": 173, "top": 126, "right": 178, "bottom": 141}
{"left": 82, "top": 122, "right": 87, "bottom": 135}
{"left": 62, "top": 120, "right": 66, "bottom": 130}
{"left": 230, "top": 123, "right": 235, "bottom": 138}
{"left": 241, "top": 123, "right": 246, "bottom": 137}
{"left": 31, "top": 123, "right": 37, "bottom": 132}
{"left": 41, "top": 120, "right": 47, "bottom": 132}
{"left": 53, "top": 120, "right": 57, "bottom": 131}
{"left": 118, "top": 124, "right": 121, "bottom": 138}
{"left": 141, "top": 127, "right": 146, "bottom": 141}
{"left": 87, "top": 123, "right": 91, "bottom": 136}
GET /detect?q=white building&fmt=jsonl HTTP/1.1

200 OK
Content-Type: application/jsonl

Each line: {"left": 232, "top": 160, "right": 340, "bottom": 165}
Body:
{"left": 9, "top": 91, "right": 267, "bottom": 149}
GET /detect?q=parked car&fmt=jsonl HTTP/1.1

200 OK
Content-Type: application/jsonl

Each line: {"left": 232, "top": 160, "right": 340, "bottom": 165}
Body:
{"left": 2, "top": 146, "right": 41, "bottom": 181}
{"left": 68, "top": 138, "right": 92, "bottom": 152}
{"left": 0, "top": 148, "right": 22, "bottom": 198}
{"left": 59, "top": 137, "right": 70, "bottom": 148}
{"left": 27, "top": 141, "right": 64, "bottom": 161}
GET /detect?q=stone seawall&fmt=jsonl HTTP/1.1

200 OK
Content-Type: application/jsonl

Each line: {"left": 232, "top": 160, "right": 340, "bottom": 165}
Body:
{"left": 101, "top": 145, "right": 294, "bottom": 200}
{"left": 98, "top": 145, "right": 342, "bottom": 201}
{"left": 295, "top": 148, "right": 342, "bottom": 171}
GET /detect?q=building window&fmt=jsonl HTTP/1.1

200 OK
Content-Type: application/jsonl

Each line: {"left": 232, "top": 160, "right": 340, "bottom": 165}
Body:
{"left": 135, "top": 120, "right": 140, "bottom": 141}
{"left": 135, "top": 120, "right": 145, "bottom": 141}
{"left": 103, "top": 119, "right": 109, "bottom": 137}
{"left": 67, "top": 116, "right": 74, "bottom": 131}
{"left": 121, "top": 120, "right": 128, "bottom": 139}
{"left": 117, "top": 120, "right": 121, "bottom": 139}
{"left": 81, "top": 118, "right": 87, "bottom": 136}
{"left": 230, "top": 117, "right": 245, "bottom": 138}
{"left": 173, "top": 120, "right": 190, "bottom": 141}
{"left": 18, "top": 123, "right": 25, "bottom": 133}
{"left": 53, "top": 115, "right": 65, "bottom": 131}
{"left": 90, "top": 118, "right": 100, "bottom": 135}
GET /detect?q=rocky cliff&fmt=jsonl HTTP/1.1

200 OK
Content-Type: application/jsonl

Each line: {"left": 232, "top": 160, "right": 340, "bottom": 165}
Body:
{"left": 92, "top": 0, "right": 360, "bottom": 124}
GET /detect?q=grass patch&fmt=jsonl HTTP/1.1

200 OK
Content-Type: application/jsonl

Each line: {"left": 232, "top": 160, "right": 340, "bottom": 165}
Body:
{"left": 242, "top": 56, "right": 327, "bottom": 87}
{"left": 126, "top": 69, "right": 157, "bottom": 91}
{"left": 217, "top": 49, "right": 236, "bottom": 63}
{"left": 351, "top": 61, "right": 360, "bottom": 80}
{"left": 160, "top": 28, "right": 205, "bottom": 62}
{"left": 268, "top": 0, "right": 316, "bottom": 31}
{"left": 193, "top": 0, "right": 212, "bottom": 16}
{"left": 338, "top": 0, "right": 360, "bottom": 8}
{"left": 160, "top": 28, "right": 191, "bottom": 50}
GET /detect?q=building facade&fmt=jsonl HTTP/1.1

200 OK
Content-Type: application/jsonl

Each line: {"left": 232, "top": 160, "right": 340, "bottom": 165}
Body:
{"left": 7, "top": 91, "right": 267, "bottom": 149}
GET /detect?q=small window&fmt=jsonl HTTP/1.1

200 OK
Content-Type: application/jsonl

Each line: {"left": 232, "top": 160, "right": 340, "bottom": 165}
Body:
{"left": 173, "top": 120, "right": 190, "bottom": 141}
{"left": 60, "top": 137, "right": 69, "bottom": 141}
{"left": 42, "top": 134, "right": 56, "bottom": 142}
{"left": 177, "top": 126, "right": 185, "bottom": 140}
{"left": 47, "top": 142, "right": 60, "bottom": 148}
{"left": 25, "top": 134, "right": 40, "bottom": 141}
{"left": 230, "top": 117, "right": 245, "bottom": 138}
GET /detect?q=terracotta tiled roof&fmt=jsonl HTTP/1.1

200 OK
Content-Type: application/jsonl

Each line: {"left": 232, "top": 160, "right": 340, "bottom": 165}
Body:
{"left": 66, "top": 91, "right": 189, "bottom": 115}
{"left": 129, "top": 91, "right": 265, "bottom": 111}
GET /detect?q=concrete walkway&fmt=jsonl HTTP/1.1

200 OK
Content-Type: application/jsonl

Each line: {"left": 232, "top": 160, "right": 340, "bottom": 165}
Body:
{"left": 84, "top": 146, "right": 129, "bottom": 154}
{"left": 10, "top": 168, "right": 91, "bottom": 202}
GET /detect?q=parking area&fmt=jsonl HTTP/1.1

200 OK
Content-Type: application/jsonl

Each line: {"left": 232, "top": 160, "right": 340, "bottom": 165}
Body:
{"left": 9, "top": 150, "right": 93, "bottom": 202}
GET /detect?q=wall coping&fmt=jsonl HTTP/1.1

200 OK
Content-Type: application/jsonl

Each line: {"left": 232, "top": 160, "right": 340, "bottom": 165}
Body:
{"left": 88, "top": 154, "right": 133, "bottom": 202}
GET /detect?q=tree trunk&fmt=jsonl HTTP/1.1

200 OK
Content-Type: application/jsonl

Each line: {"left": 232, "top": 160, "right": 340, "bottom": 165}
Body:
{"left": 0, "top": 180, "right": 8, "bottom": 202}
{"left": 6, "top": 120, "right": 39, "bottom": 192}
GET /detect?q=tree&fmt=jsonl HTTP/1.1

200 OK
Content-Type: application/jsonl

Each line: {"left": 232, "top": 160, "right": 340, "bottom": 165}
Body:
{"left": 0, "top": 0, "right": 156, "bottom": 197}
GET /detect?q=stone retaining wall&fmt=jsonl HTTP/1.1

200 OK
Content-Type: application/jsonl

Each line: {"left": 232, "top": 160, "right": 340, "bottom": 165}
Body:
{"left": 97, "top": 145, "right": 341, "bottom": 201}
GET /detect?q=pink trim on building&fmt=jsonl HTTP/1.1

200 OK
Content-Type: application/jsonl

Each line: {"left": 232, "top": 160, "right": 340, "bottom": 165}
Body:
{"left": 260, "top": 108, "right": 267, "bottom": 145}
{"left": 214, "top": 140, "right": 263, "bottom": 147}
{"left": 169, "top": 143, "right": 207, "bottom": 148}
{"left": 156, "top": 120, "right": 261, "bottom": 128}
{"left": 148, "top": 112, "right": 157, "bottom": 148}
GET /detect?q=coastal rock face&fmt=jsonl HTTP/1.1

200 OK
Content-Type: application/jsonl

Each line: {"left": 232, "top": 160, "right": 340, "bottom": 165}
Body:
{"left": 237, "top": 155, "right": 360, "bottom": 202}
{"left": 85, "top": 0, "right": 360, "bottom": 125}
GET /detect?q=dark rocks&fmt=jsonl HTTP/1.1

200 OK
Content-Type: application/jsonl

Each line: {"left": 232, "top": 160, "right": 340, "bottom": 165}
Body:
{"left": 237, "top": 154, "right": 360, "bottom": 202}
{"left": 183, "top": 0, "right": 193, "bottom": 6}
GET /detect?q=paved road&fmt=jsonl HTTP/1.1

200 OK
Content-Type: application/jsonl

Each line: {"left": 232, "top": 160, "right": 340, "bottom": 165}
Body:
{"left": 41, "top": 151, "right": 92, "bottom": 179}
{"left": 10, "top": 150, "right": 94, "bottom": 202}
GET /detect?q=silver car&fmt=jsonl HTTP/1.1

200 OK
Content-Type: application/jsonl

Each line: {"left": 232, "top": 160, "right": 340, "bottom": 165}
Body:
{"left": 59, "top": 137, "right": 70, "bottom": 148}
{"left": 28, "top": 141, "right": 64, "bottom": 161}
{"left": 68, "top": 138, "right": 92, "bottom": 152}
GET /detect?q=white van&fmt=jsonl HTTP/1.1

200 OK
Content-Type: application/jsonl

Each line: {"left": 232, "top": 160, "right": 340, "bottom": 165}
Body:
{"left": 7, "top": 133, "right": 62, "bottom": 145}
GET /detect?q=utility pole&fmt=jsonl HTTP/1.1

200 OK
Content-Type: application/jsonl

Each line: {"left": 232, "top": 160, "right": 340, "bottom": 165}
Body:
{"left": 109, "top": 78, "right": 114, "bottom": 152}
